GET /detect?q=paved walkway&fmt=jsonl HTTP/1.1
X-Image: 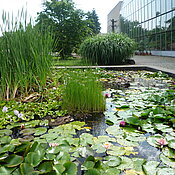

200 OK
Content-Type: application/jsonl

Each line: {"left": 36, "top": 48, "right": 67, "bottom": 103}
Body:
{"left": 131, "top": 55, "right": 175, "bottom": 76}
{"left": 54, "top": 55, "right": 175, "bottom": 77}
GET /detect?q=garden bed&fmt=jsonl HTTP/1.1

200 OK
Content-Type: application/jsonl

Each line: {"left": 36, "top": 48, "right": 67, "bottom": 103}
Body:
{"left": 0, "top": 69, "right": 175, "bottom": 175}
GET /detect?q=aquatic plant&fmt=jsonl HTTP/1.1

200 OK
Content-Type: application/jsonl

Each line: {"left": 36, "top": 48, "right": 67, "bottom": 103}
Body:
{"left": 0, "top": 10, "right": 53, "bottom": 100}
{"left": 79, "top": 33, "right": 136, "bottom": 65}
{"left": 62, "top": 70, "right": 105, "bottom": 113}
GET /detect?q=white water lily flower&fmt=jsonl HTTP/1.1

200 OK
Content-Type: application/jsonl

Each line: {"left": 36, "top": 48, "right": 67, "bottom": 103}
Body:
{"left": 18, "top": 113, "right": 24, "bottom": 119}
{"left": 14, "top": 110, "right": 19, "bottom": 116}
{"left": 2, "top": 106, "right": 8, "bottom": 112}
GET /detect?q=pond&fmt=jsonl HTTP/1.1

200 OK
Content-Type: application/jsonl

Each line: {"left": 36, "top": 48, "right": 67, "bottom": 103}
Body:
{"left": 0, "top": 69, "right": 175, "bottom": 175}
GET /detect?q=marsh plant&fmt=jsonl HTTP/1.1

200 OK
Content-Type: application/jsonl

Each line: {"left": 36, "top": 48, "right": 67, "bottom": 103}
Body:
{"left": 62, "top": 70, "right": 105, "bottom": 113}
{"left": 79, "top": 33, "right": 136, "bottom": 65}
{"left": 0, "top": 10, "right": 53, "bottom": 100}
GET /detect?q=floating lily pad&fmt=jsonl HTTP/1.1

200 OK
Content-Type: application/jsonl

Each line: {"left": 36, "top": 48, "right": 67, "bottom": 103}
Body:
{"left": 19, "top": 135, "right": 34, "bottom": 142}
{"left": 117, "top": 156, "right": 133, "bottom": 170}
{"left": 0, "top": 144, "right": 15, "bottom": 154}
{"left": 0, "top": 129, "right": 12, "bottom": 136}
{"left": 160, "top": 153, "right": 175, "bottom": 168}
{"left": 85, "top": 168, "right": 100, "bottom": 175}
{"left": 147, "top": 135, "right": 163, "bottom": 147}
{"left": 104, "top": 156, "right": 121, "bottom": 167}
{"left": 157, "top": 168, "right": 175, "bottom": 175}
{"left": 19, "top": 163, "right": 36, "bottom": 175}
{"left": 38, "top": 161, "right": 53, "bottom": 173}
{"left": 20, "top": 128, "right": 36, "bottom": 136}
{"left": 162, "top": 147, "right": 175, "bottom": 159}
{"left": 34, "top": 127, "right": 47, "bottom": 136}
{"left": 0, "top": 136, "right": 11, "bottom": 144}
{"left": 63, "top": 161, "right": 77, "bottom": 175}
{"left": 53, "top": 164, "right": 65, "bottom": 174}
{"left": 168, "top": 140, "right": 175, "bottom": 149}
{"left": 0, "top": 166, "right": 16, "bottom": 174}
{"left": 143, "top": 161, "right": 160, "bottom": 175}
{"left": 5, "top": 154, "right": 23, "bottom": 167}
{"left": 25, "top": 152, "right": 43, "bottom": 167}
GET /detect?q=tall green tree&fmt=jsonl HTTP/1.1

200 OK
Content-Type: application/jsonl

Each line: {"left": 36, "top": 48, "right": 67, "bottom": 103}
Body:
{"left": 36, "top": 0, "right": 94, "bottom": 59}
{"left": 86, "top": 9, "right": 101, "bottom": 35}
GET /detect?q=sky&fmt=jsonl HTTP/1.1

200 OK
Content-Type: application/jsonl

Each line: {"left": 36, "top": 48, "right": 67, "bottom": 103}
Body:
{"left": 0, "top": 0, "right": 120, "bottom": 33}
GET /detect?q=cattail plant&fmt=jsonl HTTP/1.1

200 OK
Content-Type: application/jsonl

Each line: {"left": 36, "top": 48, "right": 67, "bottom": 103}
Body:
{"left": 62, "top": 70, "right": 105, "bottom": 113}
{"left": 0, "top": 10, "right": 53, "bottom": 100}
{"left": 79, "top": 33, "right": 136, "bottom": 65}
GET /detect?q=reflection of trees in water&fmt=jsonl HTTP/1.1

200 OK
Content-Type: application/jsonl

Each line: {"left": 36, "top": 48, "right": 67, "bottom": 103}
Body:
{"left": 120, "top": 14, "right": 175, "bottom": 51}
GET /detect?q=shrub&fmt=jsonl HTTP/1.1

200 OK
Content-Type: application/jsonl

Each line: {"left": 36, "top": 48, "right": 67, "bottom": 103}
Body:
{"left": 79, "top": 33, "right": 136, "bottom": 65}
{"left": 0, "top": 11, "right": 53, "bottom": 100}
{"left": 62, "top": 70, "right": 105, "bottom": 113}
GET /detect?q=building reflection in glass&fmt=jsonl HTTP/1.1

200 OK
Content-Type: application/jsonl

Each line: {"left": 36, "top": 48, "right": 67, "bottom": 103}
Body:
{"left": 120, "top": 0, "right": 175, "bottom": 55}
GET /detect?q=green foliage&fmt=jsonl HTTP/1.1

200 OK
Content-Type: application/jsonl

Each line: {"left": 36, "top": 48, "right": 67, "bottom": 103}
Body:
{"left": 0, "top": 10, "right": 53, "bottom": 100}
{"left": 86, "top": 9, "right": 101, "bottom": 35}
{"left": 0, "top": 70, "right": 175, "bottom": 174}
{"left": 36, "top": 0, "right": 99, "bottom": 59}
{"left": 62, "top": 70, "right": 105, "bottom": 112}
{"left": 79, "top": 33, "right": 136, "bottom": 65}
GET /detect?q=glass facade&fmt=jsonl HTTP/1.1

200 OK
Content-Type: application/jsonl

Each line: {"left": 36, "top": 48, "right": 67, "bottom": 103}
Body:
{"left": 120, "top": 0, "right": 175, "bottom": 52}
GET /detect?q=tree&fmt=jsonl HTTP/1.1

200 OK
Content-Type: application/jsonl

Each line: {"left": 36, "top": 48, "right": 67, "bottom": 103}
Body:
{"left": 86, "top": 9, "right": 101, "bottom": 35}
{"left": 36, "top": 0, "right": 95, "bottom": 59}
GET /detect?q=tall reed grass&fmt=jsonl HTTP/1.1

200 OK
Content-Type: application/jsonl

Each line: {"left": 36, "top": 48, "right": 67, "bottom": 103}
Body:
{"left": 79, "top": 33, "right": 136, "bottom": 65}
{"left": 0, "top": 10, "right": 53, "bottom": 100}
{"left": 62, "top": 70, "right": 105, "bottom": 113}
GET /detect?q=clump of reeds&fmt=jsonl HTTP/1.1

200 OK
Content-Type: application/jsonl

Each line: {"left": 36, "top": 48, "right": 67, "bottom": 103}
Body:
{"left": 79, "top": 33, "right": 136, "bottom": 65}
{"left": 62, "top": 70, "right": 105, "bottom": 113}
{"left": 0, "top": 10, "right": 53, "bottom": 100}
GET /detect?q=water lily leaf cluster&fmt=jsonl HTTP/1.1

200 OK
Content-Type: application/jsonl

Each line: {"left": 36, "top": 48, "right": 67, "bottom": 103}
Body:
{"left": 0, "top": 69, "right": 175, "bottom": 174}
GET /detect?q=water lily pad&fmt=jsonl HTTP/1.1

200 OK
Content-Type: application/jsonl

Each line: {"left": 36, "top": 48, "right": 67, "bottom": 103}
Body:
{"left": 117, "top": 156, "right": 133, "bottom": 170}
{"left": 155, "top": 124, "right": 173, "bottom": 133}
{"left": 63, "top": 161, "right": 77, "bottom": 175}
{"left": 34, "top": 127, "right": 47, "bottom": 136}
{"left": 19, "top": 163, "right": 36, "bottom": 175}
{"left": 20, "top": 128, "right": 36, "bottom": 136}
{"left": 117, "top": 138, "right": 139, "bottom": 147}
{"left": 0, "top": 136, "right": 11, "bottom": 144}
{"left": 132, "top": 158, "right": 146, "bottom": 172}
{"left": 147, "top": 135, "right": 162, "bottom": 147}
{"left": 0, "top": 153, "right": 9, "bottom": 160}
{"left": 157, "top": 168, "right": 175, "bottom": 175}
{"left": 25, "top": 152, "right": 43, "bottom": 167}
{"left": 53, "top": 164, "right": 65, "bottom": 174}
{"left": 160, "top": 153, "right": 175, "bottom": 168}
{"left": 83, "top": 161, "right": 95, "bottom": 169}
{"left": 14, "top": 142, "right": 31, "bottom": 153}
{"left": 0, "top": 166, "right": 16, "bottom": 174}
{"left": 0, "top": 144, "right": 15, "bottom": 154}
{"left": 0, "top": 129, "right": 12, "bottom": 136}
{"left": 125, "top": 117, "right": 141, "bottom": 126}
{"left": 143, "top": 161, "right": 160, "bottom": 175}
{"left": 104, "top": 156, "right": 121, "bottom": 167}
{"left": 105, "top": 168, "right": 120, "bottom": 175}
{"left": 80, "top": 133, "right": 94, "bottom": 146}
{"left": 19, "top": 135, "right": 34, "bottom": 142}
{"left": 38, "top": 161, "right": 53, "bottom": 173}
{"left": 162, "top": 147, "right": 175, "bottom": 159}
{"left": 107, "top": 146, "right": 126, "bottom": 156}
{"left": 5, "top": 154, "right": 23, "bottom": 167}
{"left": 125, "top": 169, "right": 145, "bottom": 175}
{"left": 85, "top": 168, "right": 100, "bottom": 175}
{"left": 168, "top": 140, "right": 175, "bottom": 149}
